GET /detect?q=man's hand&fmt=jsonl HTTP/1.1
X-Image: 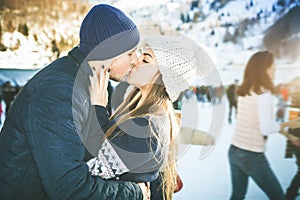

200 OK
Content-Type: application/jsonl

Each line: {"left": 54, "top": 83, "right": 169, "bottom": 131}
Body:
{"left": 280, "top": 119, "right": 300, "bottom": 147}
{"left": 288, "top": 134, "right": 300, "bottom": 147}
{"left": 137, "top": 182, "right": 150, "bottom": 200}
{"left": 286, "top": 119, "right": 300, "bottom": 129}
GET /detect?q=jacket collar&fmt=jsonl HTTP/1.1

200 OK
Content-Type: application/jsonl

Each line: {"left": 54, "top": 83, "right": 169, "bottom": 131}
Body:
{"left": 68, "top": 46, "right": 92, "bottom": 78}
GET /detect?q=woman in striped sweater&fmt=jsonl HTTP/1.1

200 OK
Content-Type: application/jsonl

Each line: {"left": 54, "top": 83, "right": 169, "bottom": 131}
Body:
{"left": 228, "top": 51, "right": 291, "bottom": 200}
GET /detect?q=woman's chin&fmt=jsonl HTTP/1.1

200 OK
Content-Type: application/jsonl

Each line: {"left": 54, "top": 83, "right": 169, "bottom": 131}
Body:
{"left": 127, "top": 79, "right": 139, "bottom": 88}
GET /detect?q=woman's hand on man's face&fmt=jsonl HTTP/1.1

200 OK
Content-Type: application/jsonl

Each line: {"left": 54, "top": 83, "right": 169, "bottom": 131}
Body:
{"left": 89, "top": 65, "right": 110, "bottom": 107}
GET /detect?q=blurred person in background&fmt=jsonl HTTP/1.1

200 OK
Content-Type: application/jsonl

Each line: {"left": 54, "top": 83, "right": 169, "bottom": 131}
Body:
{"left": 2, "top": 80, "right": 19, "bottom": 114}
{"left": 280, "top": 84, "right": 300, "bottom": 200}
{"left": 228, "top": 51, "right": 296, "bottom": 200}
{"left": 226, "top": 79, "right": 239, "bottom": 124}
{"left": 281, "top": 123, "right": 300, "bottom": 200}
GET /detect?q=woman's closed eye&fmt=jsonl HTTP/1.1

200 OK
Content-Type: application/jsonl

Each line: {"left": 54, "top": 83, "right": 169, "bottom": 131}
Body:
{"left": 142, "top": 53, "right": 153, "bottom": 63}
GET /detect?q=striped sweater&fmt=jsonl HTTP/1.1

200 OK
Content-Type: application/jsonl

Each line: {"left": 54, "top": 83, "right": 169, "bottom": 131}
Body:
{"left": 231, "top": 92, "right": 280, "bottom": 153}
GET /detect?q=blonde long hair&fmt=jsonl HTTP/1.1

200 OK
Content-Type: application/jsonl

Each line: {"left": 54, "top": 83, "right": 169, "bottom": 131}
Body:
{"left": 105, "top": 74, "right": 179, "bottom": 200}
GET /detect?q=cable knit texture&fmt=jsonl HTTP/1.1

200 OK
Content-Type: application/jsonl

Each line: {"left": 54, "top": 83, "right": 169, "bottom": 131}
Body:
{"left": 231, "top": 92, "right": 279, "bottom": 153}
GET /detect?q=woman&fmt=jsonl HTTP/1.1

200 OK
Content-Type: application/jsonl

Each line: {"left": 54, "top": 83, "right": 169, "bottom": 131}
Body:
{"left": 87, "top": 36, "right": 214, "bottom": 200}
{"left": 228, "top": 51, "right": 293, "bottom": 200}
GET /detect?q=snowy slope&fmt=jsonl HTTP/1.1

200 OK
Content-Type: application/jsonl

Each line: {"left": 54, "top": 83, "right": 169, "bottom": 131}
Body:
{"left": 1, "top": 0, "right": 299, "bottom": 85}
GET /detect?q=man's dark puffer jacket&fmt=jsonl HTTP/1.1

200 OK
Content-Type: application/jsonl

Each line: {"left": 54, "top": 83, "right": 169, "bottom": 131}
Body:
{"left": 0, "top": 47, "right": 143, "bottom": 200}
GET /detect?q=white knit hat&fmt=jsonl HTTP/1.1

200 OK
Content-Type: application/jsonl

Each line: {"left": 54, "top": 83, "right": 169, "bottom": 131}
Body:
{"left": 143, "top": 36, "right": 216, "bottom": 102}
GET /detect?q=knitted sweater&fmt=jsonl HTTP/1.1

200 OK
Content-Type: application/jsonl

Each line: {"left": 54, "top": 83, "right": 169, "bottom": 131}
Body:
{"left": 87, "top": 106, "right": 170, "bottom": 182}
{"left": 231, "top": 92, "right": 280, "bottom": 153}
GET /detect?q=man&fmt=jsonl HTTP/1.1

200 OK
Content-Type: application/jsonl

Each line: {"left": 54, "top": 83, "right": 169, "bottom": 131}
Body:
{"left": 226, "top": 79, "right": 238, "bottom": 124}
{"left": 2, "top": 80, "right": 19, "bottom": 114}
{"left": 0, "top": 4, "right": 143, "bottom": 200}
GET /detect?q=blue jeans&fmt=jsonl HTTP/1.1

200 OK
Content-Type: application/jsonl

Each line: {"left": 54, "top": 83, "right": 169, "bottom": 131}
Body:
{"left": 286, "top": 147, "right": 300, "bottom": 200}
{"left": 228, "top": 145, "right": 285, "bottom": 200}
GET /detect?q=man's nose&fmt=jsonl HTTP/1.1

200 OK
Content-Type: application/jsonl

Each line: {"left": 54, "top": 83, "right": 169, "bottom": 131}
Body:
{"left": 131, "top": 51, "right": 138, "bottom": 65}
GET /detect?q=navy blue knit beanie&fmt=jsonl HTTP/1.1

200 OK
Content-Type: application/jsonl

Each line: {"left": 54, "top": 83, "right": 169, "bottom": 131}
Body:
{"left": 78, "top": 4, "right": 140, "bottom": 60}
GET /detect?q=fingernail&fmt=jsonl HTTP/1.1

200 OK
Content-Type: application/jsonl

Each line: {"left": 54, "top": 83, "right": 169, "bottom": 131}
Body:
{"left": 101, "top": 65, "right": 105, "bottom": 69}
{"left": 107, "top": 68, "right": 110, "bottom": 73}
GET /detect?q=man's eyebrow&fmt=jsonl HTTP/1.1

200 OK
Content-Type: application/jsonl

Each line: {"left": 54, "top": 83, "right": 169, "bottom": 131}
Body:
{"left": 129, "top": 48, "right": 137, "bottom": 53}
{"left": 143, "top": 52, "right": 153, "bottom": 58}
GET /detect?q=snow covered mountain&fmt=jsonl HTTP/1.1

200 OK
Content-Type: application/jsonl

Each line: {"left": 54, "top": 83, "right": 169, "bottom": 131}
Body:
{"left": 120, "top": 0, "right": 300, "bottom": 84}
{"left": 0, "top": 0, "right": 299, "bottom": 84}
